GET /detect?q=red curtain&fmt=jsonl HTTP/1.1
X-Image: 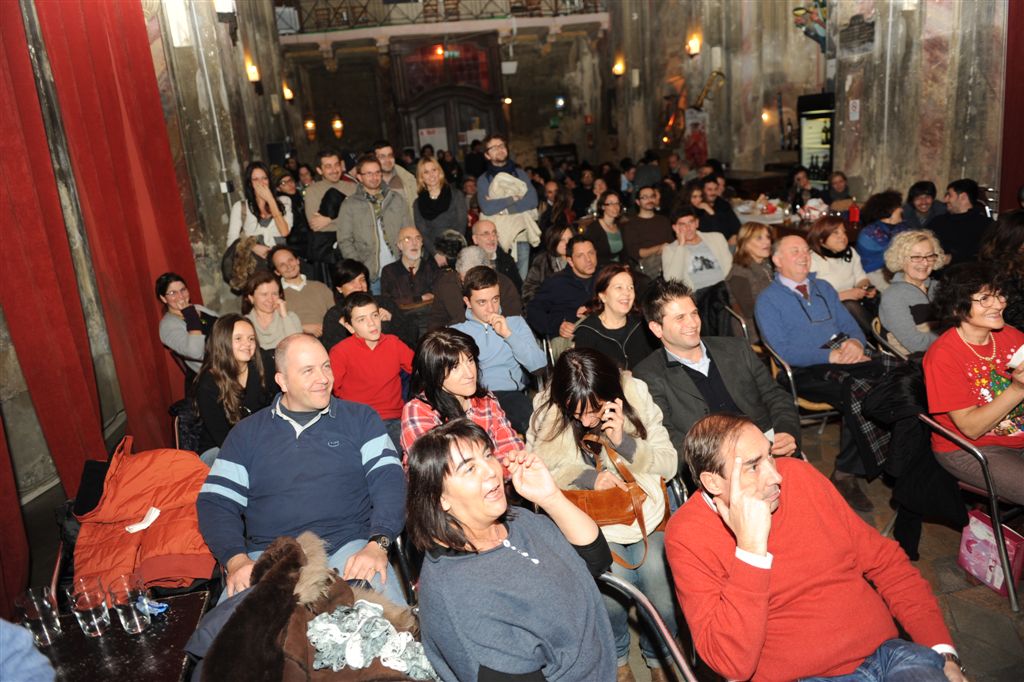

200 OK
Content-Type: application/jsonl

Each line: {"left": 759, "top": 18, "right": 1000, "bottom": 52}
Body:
{"left": 1, "top": 0, "right": 203, "bottom": 612}
{"left": 33, "top": 0, "right": 203, "bottom": 448}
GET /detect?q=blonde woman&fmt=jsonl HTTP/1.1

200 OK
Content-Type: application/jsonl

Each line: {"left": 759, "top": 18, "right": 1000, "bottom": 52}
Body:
{"left": 413, "top": 157, "right": 468, "bottom": 267}
{"left": 726, "top": 222, "right": 775, "bottom": 342}
{"left": 879, "top": 230, "right": 945, "bottom": 354}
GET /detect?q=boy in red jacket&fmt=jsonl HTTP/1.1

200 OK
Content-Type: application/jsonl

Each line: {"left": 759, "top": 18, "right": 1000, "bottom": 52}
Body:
{"left": 330, "top": 292, "right": 413, "bottom": 447}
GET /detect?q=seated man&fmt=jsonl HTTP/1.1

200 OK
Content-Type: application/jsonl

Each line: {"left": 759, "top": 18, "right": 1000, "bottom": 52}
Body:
{"left": 928, "top": 178, "right": 994, "bottom": 265}
{"left": 667, "top": 413, "right": 964, "bottom": 682}
{"left": 634, "top": 279, "right": 800, "bottom": 471}
{"left": 330, "top": 292, "right": 413, "bottom": 448}
{"left": 197, "top": 333, "right": 406, "bottom": 605}
{"left": 426, "top": 246, "right": 522, "bottom": 331}
{"left": 380, "top": 226, "right": 440, "bottom": 308}
{"left": 755, "top": 235, "right": 881, "bottom": 512}
{"left": 270, "top": 246, "right": 335, "bottom": 337}
{"left": 697, "top": 172, "right": 741, "bottom": 245}
{"left": 526, "top": 235, "right": 597, "bottom": 357}
{"left": 471, "top": 219, "right": 523, "bottom": 292}
{"left": 452, "top": 266, "right": 546, "bottom": 434}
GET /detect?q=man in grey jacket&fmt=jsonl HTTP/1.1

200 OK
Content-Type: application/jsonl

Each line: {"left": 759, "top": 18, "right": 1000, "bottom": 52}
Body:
{"left": 634, "top": 279, "right": 800, "bottom": 474}
{"left": 336, "top": 155, "right": 411, "bottom": 290}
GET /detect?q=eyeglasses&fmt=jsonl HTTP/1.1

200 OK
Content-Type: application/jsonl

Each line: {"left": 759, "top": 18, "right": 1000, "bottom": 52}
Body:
{"left": 907, "top": 253, "right": 939, "bottom": 264}
{"left": 970, "top": 293, "right": 1007, "bottom": 308}
{"left": 164, "top": 286, "right": 188, "bottom": 298}
{"left": 603, "top": 201, "right": 621, "bottom": 207}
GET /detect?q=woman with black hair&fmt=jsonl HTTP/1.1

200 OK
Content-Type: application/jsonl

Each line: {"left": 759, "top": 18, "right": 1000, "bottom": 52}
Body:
{"left": 527, "top": 348, "right": 678, "bottom": 682}
{"left": 400, "top": 328, "right": 524, "bottom": 461}
{"left": 406, "top": 419, "right": 615, "bottom": 682}
{"left": 522, "top": 224, "right": 573, "bottom": 305}
{"left": 193, "top": 314, "right": 275, "bottom": 460}
{"left": 582, "top": 190, "right": 625, "bottom": 265}
{"left": 320, "top": 259, "right": 416, "bottom": 351}
{"left": 574, "top": 264, "right": 656, "bottom": 370}
{"left": 856, "top": 190, "right": 910, "bottom": 289}
{"left": 923, "top": 262, "right": 1024, "bottom": 504}
{"left": 227, "top": 161, "right": 293, "bottom": 260}
{"left": 156, "top": 272, "right": 218, "bottom": 376}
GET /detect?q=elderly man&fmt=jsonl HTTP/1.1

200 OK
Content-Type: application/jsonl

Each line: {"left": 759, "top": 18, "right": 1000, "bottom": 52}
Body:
{"left": 471, "top": 219, "right": 523, "bottom": 291}
{"left": 427, "top": 246, "right": 522, "bottom": 331}
{"left": 452, "top": 266, "right": 546, "bottom": 433}
{"left": 270, "top": 246, "right": 335, "bottom": 337}
{"left": 755, "top": 235, "right": 882, "bottom": 512}
{"left": 336, "top": 155, "right": 410, "bottom": 292}
{"left": 197, "top": 333, "right": 406, "bottom": 604}
{"left": 667, "top": 413, "right": 964, "bottom": 682}
{"left": 634, "top": 279, "right": 800, "bottom": 472}
{"left": 380, "top": 226, "right": 440, "bottom": 307}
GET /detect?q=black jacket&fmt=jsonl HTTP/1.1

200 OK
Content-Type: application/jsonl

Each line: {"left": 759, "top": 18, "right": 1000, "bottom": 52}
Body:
{"left": 574, "top": 313, "right": 657, "bottom": 370}
{"left": 525, "top": 268, "right": 594, "bottom": 338}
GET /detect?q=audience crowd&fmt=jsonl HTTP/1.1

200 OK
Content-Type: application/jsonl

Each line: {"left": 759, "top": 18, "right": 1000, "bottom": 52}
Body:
{"left": 143, "top": 134, "right": 1022, "bottom": 682}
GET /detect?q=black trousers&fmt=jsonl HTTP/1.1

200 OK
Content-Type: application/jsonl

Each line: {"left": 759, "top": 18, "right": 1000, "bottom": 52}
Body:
{"left": 492, "top": 390, "right": 533, "bottom": 437}
{"left": 789, "top": 364, "right": 868, "bottom": 475}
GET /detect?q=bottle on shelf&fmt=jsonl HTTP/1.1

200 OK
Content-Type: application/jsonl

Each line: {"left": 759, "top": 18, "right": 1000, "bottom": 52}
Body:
{"left": 822, "top": 120, "right": 831, "bottom": 145}
{"left": 849, "top": 197, "right": 860, "bottom": 229}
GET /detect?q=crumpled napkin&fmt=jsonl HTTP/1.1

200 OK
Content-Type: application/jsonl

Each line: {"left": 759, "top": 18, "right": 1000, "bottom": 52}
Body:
{"left": 306, "top": 599, "right": 438, "bottom": 680}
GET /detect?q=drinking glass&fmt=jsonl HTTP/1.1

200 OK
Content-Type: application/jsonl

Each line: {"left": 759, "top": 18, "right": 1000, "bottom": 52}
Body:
{"left": 108, "top": 574, "right": 151, "bottom": 635}
{"left": 66, "top": 576, "right": 110, "bottom": 637}
{"left": 14, "top": 587, "right": 62, "bottom": 646}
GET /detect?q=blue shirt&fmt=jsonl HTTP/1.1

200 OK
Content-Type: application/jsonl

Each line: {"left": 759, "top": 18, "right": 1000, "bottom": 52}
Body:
{"left": 452, "top": 311, "right": 547, "bottom": 391}
{"left": 197, "top": 395, "right": 405, "bottom": 564}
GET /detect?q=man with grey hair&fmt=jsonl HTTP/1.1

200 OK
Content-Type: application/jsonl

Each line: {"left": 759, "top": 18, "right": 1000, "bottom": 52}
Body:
{"left": 471, "top": 219, "right": 523, "bottom": 292}
{"left": 197, "top": 333, "right": 407, "bottom": 605}
{"left": 426, "top": 245, "right": 523, "bottom": 331}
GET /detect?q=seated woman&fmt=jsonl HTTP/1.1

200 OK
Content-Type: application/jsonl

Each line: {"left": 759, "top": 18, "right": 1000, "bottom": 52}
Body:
{"left": 193, "top": 314, "right": 275, "bottom": 461}
{"left": 725, "top": 222, "right": 775, "bottom": 343}
{"left": 856, "top": 190, "right": 910, "bottom": 290}
{"left": 523, "top": 224, "right": 573, "bottom": 306}
{"left": 575, "top": 264, "right": 656, "bottom": 370}
{"left": 156, "top": 272, "right": 218, "bottom": 379}
{"left": 527, "top": 348, "right": 678, "bottom": 682}
{"left": 808, "top": 215, "right": 876, "bottom": 334}
{"left": 320, "top": 259, "right": 416, "bottom": 352}
{"left": 879, "top": 230, "right": 945, "bottom": 355}
{"left": 407, "top": 419, "right": 615, "bottom": 682}
{"left": 243, "top": 270, "right": 302, "bottom": 350}
{"left": 786, "top": 165, "right": 824, "bottom": 210}
{"left": 923, "top": 262, "right": 1024, "bottom": 504}
{"left": 401, "top": 328, "right": 524, "bottom": 461}
{"left": 227, "top": 161, "right": 293, "bottom": 261}
{"left": 582, "top": 190, "right": 625, "bottom": 265}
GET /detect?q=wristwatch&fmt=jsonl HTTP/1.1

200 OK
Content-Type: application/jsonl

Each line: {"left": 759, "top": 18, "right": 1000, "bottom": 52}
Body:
{"left": 370, "top": 534, "right": 391, "bottom": 553}
{"left": 942, "top": 652, "right": 964, "bottom": 673}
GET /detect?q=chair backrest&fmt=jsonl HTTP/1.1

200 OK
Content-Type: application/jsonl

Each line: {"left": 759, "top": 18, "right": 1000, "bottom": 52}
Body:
{"left": 871, "top": 317, "right": 908, "bottom": 360}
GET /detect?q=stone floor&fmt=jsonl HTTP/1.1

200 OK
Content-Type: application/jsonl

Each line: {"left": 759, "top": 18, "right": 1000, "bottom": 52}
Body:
{"left": 623, "top": 419, "right": 1024, "bottom": 682}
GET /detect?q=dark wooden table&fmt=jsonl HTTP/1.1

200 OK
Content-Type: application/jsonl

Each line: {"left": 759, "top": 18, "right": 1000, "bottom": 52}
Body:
{"left": 44, "top": 591, "right": 208, "bottom": 682}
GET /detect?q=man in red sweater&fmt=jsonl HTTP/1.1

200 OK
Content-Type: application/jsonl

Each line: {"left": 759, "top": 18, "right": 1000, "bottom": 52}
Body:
{"left": 329, "top": 291, "right": 413, "bottom": 447}
{"left": 666, "top": 413, "right": 966, "bottom": 682}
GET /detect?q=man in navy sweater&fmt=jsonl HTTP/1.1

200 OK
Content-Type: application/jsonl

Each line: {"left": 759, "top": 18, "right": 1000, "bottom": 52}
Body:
{"left": 526, "top": 235, "right": 597, "bottom": 359}
{"left": 755, "top": 235, "right": 879, "bottom": 513}
{"left": 197, "top": 333, "right": 407, "bottom": 604}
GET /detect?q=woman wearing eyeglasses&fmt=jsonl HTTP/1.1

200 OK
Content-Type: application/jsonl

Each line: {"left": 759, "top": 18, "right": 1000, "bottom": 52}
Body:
{"left": 879, "top": 230, "right": 945, "bottom": 355}
{"left": 923, "top": 262, "right": 1024, "bottom": 504}
{"left": 582, "top": 190, "right": 625, "bottom": 265}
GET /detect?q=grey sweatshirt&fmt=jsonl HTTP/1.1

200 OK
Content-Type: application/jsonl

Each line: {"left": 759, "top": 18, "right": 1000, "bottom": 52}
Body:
{"left": 878, "top": 273, "right": 938, "bottom": 353}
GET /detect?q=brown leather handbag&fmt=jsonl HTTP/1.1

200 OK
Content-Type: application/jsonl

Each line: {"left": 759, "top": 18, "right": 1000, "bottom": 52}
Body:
{"left": 562, "top": 435, "right": 668, "bottom": 569}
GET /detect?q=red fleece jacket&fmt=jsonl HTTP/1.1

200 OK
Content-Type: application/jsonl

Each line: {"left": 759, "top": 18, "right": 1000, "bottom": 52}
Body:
{"left": 666, "top": 458, "right": 952, "bottom": 682}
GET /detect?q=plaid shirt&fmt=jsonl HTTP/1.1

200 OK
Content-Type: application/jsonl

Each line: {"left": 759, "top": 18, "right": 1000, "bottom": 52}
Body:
{"left": 400, "top": 393, "right": 524, "bottom": 462}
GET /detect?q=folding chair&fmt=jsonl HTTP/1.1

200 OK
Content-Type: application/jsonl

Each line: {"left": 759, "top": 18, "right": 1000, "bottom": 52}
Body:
{"left": 917, "top": 414, "right": 1020, "bottom": 612}
{"left": 870, "top": 317, "right": 908, "bottom": 361}
{"left": 598, "top": 573, "right": 699, "bottom": 682}
{"left": 724, "top": 305, "right": 764, "bottom": 357}
{"left": 760, "top": 339, "right": 839, "bottom": 434}
{"left": 392, "top": 532, "right": 421, "bottom": 607}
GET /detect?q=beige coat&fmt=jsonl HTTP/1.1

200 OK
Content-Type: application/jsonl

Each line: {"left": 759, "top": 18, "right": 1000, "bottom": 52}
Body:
{"left": 527, "top": 375, "right": 677, "bottom": 545}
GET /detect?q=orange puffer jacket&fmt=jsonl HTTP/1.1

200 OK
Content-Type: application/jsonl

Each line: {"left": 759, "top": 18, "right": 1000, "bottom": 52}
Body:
{"left": 74, "top": 437, "right": 216, "bottom": 590}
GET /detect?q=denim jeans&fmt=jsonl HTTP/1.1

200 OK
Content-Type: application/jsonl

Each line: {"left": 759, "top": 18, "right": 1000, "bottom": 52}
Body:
{"left": 220, "top": 537, "right": 407, "bottom": 606}
{"left": 516, "top": 241, "right": 531, "bottom": 281}
{"left": 602, "top": 531, "right": 678, "bottom": 668}
{"left": 798, "top": 639, "right": 946, "bottom": 681}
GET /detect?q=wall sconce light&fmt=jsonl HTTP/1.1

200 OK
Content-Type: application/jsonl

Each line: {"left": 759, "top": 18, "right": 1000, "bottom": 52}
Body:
{"left": 761, "top": 110, "right": 771, "bottom": 123}
{"left": 502, "top": 97, "right": 513, "bottom": 105}
{"left": 246, "top": 59, "right": 263, "bottom": 95}
{"left": 331, "top": 115, "right": 344, "bottom": 139}
{"left": 282, "top": 82, "right": 294, "bottom": 102}
{"left": 303, "top": 117, "right": 316, "bottom": 141}
{"left": 612, "top": 57, "right": 626, "bottom": 76}
{"left": 554, "top": 96, "right": 566, "bottom": 111}
{"left": 686, "top": 34, "right": 702, "bottom": 58}
{"left": 435, "top": 44, "right": 445, "bottom": 57}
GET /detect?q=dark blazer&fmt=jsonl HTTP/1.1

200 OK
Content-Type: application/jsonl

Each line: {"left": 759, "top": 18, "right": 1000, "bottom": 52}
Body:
{"left": 633, "top": 336, "right": 801, "bottom": 455}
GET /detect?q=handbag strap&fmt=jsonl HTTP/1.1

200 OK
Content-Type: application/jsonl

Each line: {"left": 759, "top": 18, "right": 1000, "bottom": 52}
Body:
{"left": 583, "top": 435, "right": 650, "bottom": 570}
